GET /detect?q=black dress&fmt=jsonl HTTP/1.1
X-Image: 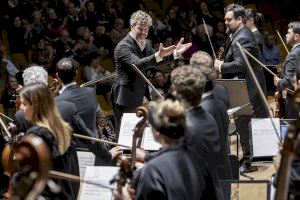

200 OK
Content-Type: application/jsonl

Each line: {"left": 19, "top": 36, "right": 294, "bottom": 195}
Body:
{"left": 25, "top": 126, "right": 80, "bottom": 199}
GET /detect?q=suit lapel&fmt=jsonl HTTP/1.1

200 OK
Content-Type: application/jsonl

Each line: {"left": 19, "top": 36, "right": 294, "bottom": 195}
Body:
{"left": 127, "top": 34, "right": 144, "bottom": 56}
{"left": 224, "top": 37, "right": 232, "bottom": 55}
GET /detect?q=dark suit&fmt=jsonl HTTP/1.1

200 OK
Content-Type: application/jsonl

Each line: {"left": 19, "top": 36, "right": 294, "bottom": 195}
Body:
{"left": 135, "top": 144, "right": 223, "bottom": 200}
{"left": 222, "top": 26, "right": 267, "bottom": 117}
{"left": 213, "top": 84, "right": 230, "bottom": 109}
{"left": 278, "top": 44, "right": 300, "bottom": 118}
{"left": 201, "top": 93, "right": 230, "bottom": 153}
{"left": 113, "top": 33, "right": 173, "bottom": 135}
{"left": 55, "top": 85, "right": 112, "bottom": 165}
{"left": 221, "top": 26, "right": 268, "bottom": 162}
{"left": 15, "top": 100, "right": 93, "bottom": 148}
{"left": 185, "top": 106, "right": 231, "bottom": 180}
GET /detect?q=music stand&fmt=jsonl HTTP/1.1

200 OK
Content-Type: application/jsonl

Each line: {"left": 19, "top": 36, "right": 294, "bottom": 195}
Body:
{"left": 217, "top": 79, "right": 255, "bottom": 179}
{"left": 216, "top": 79, "right": 253, "bottom": 116}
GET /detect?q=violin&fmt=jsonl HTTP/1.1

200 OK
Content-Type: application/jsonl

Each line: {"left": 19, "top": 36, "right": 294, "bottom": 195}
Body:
{"left": 275, "top": 88, "right": 300, "bottom": 199}
{"left": 216, "top": 47, "right": 224, "bottom": 79}
{"left": 12, "top": 134, "right": 51, "bottom": 199}
{"left": 112, "top": 106, "right": 148, "bottom": 196}
{"left": 48, "top": 75, "right": 62, "bottom": 97}
{"left": 0, "top": 120, "right": 17, "bottom": 199}
{"left": 0, "top": 115, "right": 51, "bottom": 199}
{"left": 274, "top": 90, "right": 285, "bottom": 118}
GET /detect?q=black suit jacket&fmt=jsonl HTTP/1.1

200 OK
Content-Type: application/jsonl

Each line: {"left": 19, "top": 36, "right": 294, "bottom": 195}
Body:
{"left": 213, "top": 84, "right": 230, "bottom": 109}
{"left": 55, "top": 85, "right": 112, "bottom": 165}
{"left": 15, "top": 100, "right": 87, "bottom": 134}
{"left": 201, "top": 93, "right": 231, "bottom": 179}
{"left": 222, "top": 26, "right": 267, "bottom": 102}
{"left": 278, "top": 44, "right": 300, "bottom": 92}
{"left": 185, "top": 106, "right": 230, "bottom": 180}
{"left": 56, "top": 85, "right": 99, "bottom": 135}
{"left": 113, "top": 34, "right": 173, "bottom": 109}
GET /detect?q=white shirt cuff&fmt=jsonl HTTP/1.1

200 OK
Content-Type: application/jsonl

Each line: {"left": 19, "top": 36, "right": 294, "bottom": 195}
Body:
{"left": 173, "top": 50, "right": 179, "bottom": 59}
{"left": 155, "top": 52, "right": 163, "bottom": 62}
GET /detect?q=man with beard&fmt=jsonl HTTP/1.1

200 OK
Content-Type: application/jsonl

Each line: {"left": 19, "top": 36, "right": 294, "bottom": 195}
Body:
{"left": 112, "top": 10, "right": 191, "bottom": 136}
{"left": 274, "top": 22, "right": 300, "bottom": 119}
{"left": 214, "top": 3, "right": 268, "bottom": 173}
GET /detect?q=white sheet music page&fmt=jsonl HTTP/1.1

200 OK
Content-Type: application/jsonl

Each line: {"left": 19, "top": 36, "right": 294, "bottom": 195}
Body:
{"left": 142, "top": 127, "right": 161, "bottom": 151}
{"left": 79, "top": 166, "right": 119, "bottom": 200}
{"left": 251, "top": 118, "right": 280, "bottom": 157}
{"left": 118, "top": 113, "right": 141, "bottom": 148}
{"left": 76, "top": 151, "right": 95, "bottom": 177}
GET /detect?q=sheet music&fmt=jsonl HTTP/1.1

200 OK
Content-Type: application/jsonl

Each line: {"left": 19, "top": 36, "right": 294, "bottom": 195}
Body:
{"left": 79, "top": 166, "right": 119, "bottom": 200}
{"left": 77, "top": 151, "right": 95, "bottom": 176}
{"left": 251, "top": 118, "right": 280, "bottom": 157}
{"left": 142, "top": 127, "right": 161, "bottom": 151}
{"left": 118, "top": 113, "right": 141, "bottom": 148}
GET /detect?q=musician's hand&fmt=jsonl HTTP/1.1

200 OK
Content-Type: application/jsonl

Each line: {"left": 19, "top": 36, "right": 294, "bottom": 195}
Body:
{"left": 15, "top": 84, "right": 23, "bottom": 94}
{"left": 274, "top": 77, "right": 279, "bottom": 86}
{"left": 110, "top": 146, "right": 123, "bottom": 159}
{"left": 158, "top": 43, "right": 176, "bottom": 58}
{"left": 214, "top": 59, "right": 223, "bottom": 72}
{"left": 273, "top": 152, "right": 281, "bottom": 171}
{"left": 278, "top": 141, "right": 283, "bottom": 151}
{"left": 135, "top": 148, "right": 146, "bottom": 163}
{"left": 175, "top": 37, "right": 192, "bottom": 56}
{"left": 113, "top": 186, "right": 134, "bottom": 200}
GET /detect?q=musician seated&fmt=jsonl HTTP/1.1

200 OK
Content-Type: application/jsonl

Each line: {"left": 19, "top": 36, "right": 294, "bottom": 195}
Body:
{"left": 1, "top": 75, "right": 20, "bottom": 121}
{"left": 272, "top": 65, "right": 300, "bottom": 199}
{"left": 15, "top": 82, "right": 79, "bottom": 199}
{"left": 131, "top": 100, "right": 223, "bottom": 200}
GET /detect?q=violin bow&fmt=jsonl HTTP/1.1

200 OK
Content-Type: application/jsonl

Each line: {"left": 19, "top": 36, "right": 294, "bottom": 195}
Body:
{"left": 80, "top": 73, "right": 115, "bottom": 87}
{"left": 240, "top": 45, "right": 295, "bottom": 94}
{"left": 0, "top": 115, "right": 12, "bottom": 139}
{"left": 73, "top": 133, "right": 131, "bottom": 148}
{"left": 240, "top": 46, "right": 278, "bottom": 78}
{"left": 131, "top": 64, "right": 164, "bottom": 100}
{"left": 202, "top": 18, "right": 217, "bottom": 59}
{"left": 276, "top": 30, "right": 290, "bottom": 54}
{"left": 48, "top": 170, "right": 114, "bottom": 191}
{"left": 237, "top": 42, "right": 281, "bottom": 141}
{"left": 0, "top": 112, "right": 14, "bottom": 122}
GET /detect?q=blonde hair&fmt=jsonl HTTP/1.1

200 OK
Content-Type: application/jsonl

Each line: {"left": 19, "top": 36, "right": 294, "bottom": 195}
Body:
{"left": 190, "top": 51, "right": 213, "bottom": 69}
{"left": 20, "top": 83, "right": 72, "bottom": 155}
{"left": 148, "top": 99, "right": 186, "bottom": 139}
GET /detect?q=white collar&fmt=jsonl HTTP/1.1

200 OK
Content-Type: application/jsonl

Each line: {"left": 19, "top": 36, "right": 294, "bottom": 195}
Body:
{"left": 291, "top": 43, "right": 300, "bottom": 51}
{"left": 201, "top": 91, "right": 213, "bottom": 99}
{"left": 230, "top": 25, "right": 245, "bottom": 41}
{"left": 129, "top": 32, "right": 146, "bottom": 51}
{"left": 59, "top": 82, "right": 76, "bottom": 94}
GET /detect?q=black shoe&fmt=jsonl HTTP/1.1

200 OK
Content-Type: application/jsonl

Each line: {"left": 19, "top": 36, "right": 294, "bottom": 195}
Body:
{"left": 239, "top": 163, "right": 251, "bottom": 173}
{"left": 239, "top": 163, "right": 258, "bottom": 173}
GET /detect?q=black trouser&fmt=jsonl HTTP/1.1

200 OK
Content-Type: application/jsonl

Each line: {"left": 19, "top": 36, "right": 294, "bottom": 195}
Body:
{"left": 235, "top": 92, "right": 268, "bottom": 164}
{"left": 234, "top": 115, "right": 252, "bottom": 164}
{"left": 285, "top": 94, "right": 299, "bottom": 119}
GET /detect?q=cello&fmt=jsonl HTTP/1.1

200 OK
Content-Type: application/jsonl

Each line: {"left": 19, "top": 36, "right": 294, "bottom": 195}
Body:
{"left": 111, "top": 106, "right": 148, "bottom": 198}
{"left": 0, "top": 118, "right": 51, "bottom": 199}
